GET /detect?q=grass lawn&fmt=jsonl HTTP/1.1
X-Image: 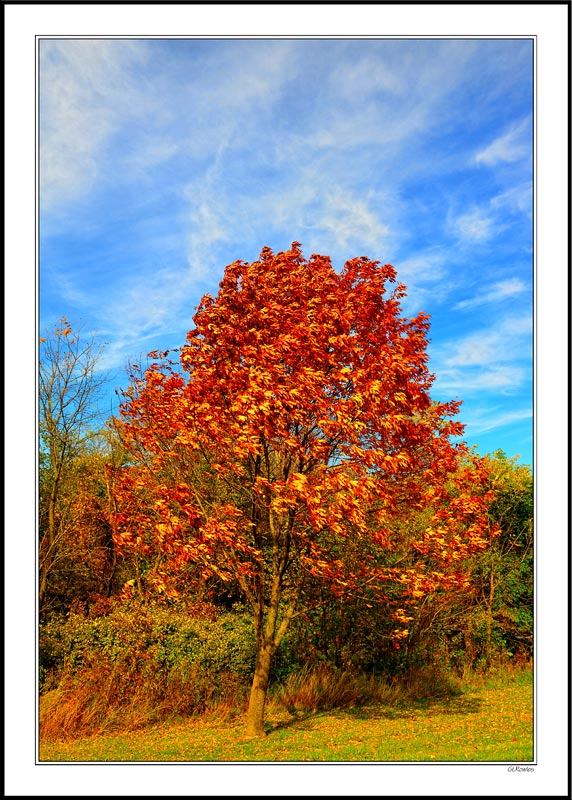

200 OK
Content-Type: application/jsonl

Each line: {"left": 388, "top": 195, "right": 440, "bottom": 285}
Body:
{"left": 39, "top": 670, "right": 533, "bottom": 763}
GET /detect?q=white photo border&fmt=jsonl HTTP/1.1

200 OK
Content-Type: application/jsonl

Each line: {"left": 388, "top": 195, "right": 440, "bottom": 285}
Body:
{"left": 5, "top": 2, "right": 569, "bottom": 796}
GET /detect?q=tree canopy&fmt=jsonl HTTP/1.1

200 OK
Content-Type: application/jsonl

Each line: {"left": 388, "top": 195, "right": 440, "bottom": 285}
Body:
{"left": 112, "top": 243, "right": 498, "bottom": 736}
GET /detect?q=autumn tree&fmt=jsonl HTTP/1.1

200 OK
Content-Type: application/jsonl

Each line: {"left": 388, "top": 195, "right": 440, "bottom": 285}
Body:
{"left": 471, "top": 450, "right": 533, "bottom": 664}
{"left": 113, "top": 243, "right": 496, "bottom": 737}
{"left": 39, "top": 318, "right": 109, "bottom": 614}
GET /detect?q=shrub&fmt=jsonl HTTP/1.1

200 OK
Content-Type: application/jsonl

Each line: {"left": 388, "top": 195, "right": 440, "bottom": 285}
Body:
{"left": 39, "top": 600, "right": 256, "bottom": 739}
{"left": 40, "top": 600, "right": 256, "bottom": 678}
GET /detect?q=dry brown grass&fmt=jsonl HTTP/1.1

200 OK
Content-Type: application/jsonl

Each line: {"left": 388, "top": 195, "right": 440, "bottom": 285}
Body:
{"left": 269, "top": 663, "right": 462, "bottom": 716}
{"left": 40, "top": 654, "right": 522, "bottom": 744}
{"left": 39, "top": 660, "right": 249, "bottom": 741}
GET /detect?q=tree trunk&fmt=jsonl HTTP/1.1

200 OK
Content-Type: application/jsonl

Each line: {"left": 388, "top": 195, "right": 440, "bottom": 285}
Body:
{"left": 39, "top": 488, "right": 59, "bottom": 611}
{"left": 244, "top": 641, "right": 275, "bottom": 738}
{"left": 486, "top": 560, "right": 495, "bottom": 664}
{"left": 243, "top": 507, "right": 301, "bottom": 738}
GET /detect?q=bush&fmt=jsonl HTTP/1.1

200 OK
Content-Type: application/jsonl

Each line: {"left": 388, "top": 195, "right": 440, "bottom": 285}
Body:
{"left": 39, "top": 599, "right": 256, "bottom": 739}
{"left": 40, "top": 600, "right": 256, "bottom": 678}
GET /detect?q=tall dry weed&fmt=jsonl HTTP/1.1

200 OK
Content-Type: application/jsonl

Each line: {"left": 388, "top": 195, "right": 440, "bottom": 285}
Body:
{"left": 39, "top": 660, "right": 249, "bottom": 741}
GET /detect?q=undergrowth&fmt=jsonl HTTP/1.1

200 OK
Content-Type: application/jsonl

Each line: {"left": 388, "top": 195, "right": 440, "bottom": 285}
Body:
{"left": 40, "top": 657, "right": 488, "bottom": 742}
{"left": 39, "top": 600, "right": 531, "bottom": 743}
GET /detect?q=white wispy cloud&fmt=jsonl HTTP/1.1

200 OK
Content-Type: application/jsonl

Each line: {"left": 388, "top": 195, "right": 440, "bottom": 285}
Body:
{"left": 40, "top": 39, "right": 151, "bottom": 209}
{"left": 461, "top": 407, "right": 533, "bottom": 436}
{"left": 96, "top": 260, "right": 199, "bottom": 372}
{"left": 179, "top": 41, "right": 300, "bottom": 165}
{"left": 329, "top": 54, "right": 404, "bottom": 103}
{"left": 450, "top": 179, "right": 531, "bottom": 245}
{"left": 304, "top": 187, "right": 392, "bottom": 253}
{"left": 491, "top": 182, "right": 533, "bottom": 216}
{"left": 431, "top": 313, "right": 532, "bottom": 399}
{"left": 454, "top": 278, "right": 528, "bottom": 310}
{"left": 474, "top": 117, "right": 531, "bottom": 166}
{"left": 310, "top": 43, "right": 476, "bottom": 155}
{"left": 452, "top": 209, "right": 497, "bottom": 242}
{"left": 445, "top": 314, "right": 531, "bottom": 369}
{"left": 123, "top": 137, "right": 181, "bottom": 177}
{"left": 390, "top": 251, "right": 457, "bottom": 314}
{"left": 396, "top": 252, "right": 449, "bottom": 284}
{"left": 435, "top": 365, "right": 528, "bottom": 395}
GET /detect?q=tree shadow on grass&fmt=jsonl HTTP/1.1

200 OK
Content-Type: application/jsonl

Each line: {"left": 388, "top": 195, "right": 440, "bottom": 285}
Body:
{"left": 266, "top": 709, "right": 329, "bottom": 733}
{"left": 349, "top": 693, "right": 483, "bottom": 720}
{"left": 267, "top": 692, "right": 483, "bottom": 734}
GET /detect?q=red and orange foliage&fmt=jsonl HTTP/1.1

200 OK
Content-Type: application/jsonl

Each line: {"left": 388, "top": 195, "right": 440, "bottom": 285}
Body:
{"left": 111, "top": 243, "right": 498, "bottom": 735}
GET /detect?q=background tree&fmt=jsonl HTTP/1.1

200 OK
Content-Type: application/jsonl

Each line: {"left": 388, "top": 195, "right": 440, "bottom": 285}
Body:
{"left": 470, "top": 450, "right": 533, "bottom": 665}
{"left": 113, "top": 243, "right": 497, "bottom": 737}
{"left": 39, "top": 318, "right": 108, "bottom": 614}
{"left": 387, "top": 450, "right": 533, "bottom": 674}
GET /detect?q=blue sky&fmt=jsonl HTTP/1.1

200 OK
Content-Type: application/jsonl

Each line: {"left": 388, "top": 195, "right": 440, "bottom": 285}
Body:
{"left": 39, "top": 37, "right": 534, "bottom": 465}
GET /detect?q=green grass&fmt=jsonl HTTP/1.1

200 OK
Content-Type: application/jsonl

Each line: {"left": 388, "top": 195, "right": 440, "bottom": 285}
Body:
{"left": 39, "top": 669, "right": 533, "bottom": 763}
